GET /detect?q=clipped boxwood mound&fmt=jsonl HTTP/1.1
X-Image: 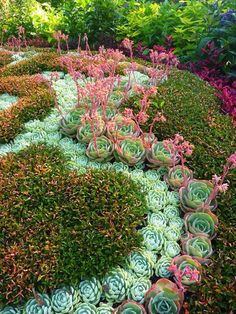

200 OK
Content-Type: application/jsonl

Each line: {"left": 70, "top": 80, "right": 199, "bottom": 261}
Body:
{"left": 0, "top": 51, "right": 13, "bottom": 68}
{"left": 123, "top": 68, "right": 236, "bottom": 312}
{"left": 0, "top": 75, "right": 54, "bottom": 143}
{"left": 0, "top": 52, "right": 62, "bottom": 77}
{"left": 0, "top": 145, "right": 147, "bottom": 305}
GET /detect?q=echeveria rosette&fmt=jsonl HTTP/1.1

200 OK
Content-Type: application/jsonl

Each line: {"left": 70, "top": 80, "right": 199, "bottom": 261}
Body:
{"left": 164, "top": 166, "right": 193, "bottom": 190}
{"left": 141, "top": 132, "right": 157, "bottom": 147}
{"left": 128, "top": 278, "right": 151, "bottom": 304}
{"left": 139, "top": 225, "right": 165, "bottom": 252}
{"left": 179, "top": 180, "right": 217, "bottom": 213}
{"left": 76, "top": 115, "right": 106, "bottom": 143}
{"left": 79, "top": 278, "right": 102, "bottom": 305}
{"left": 23, "top": 294, "right": 53, "bottom": 314}
{"left": 0, "top": 307, "right": 21, "bottom": 314}
{"left": 144, "top": 169, "right": 160, "bottom": 182}
{"left": 96, "top": 105, "right": 117, "bottom": 120}
{"left": 166, "top": 192, "right": 180, "bottom": 206}
{"left": 86, "top": 136, "right": 114, "bottom": 162}
{"left": 170, "top": 255, "right": 202, "bottom": 288}
{"left": 163, "top": 205, "right": 179, "bottom": 220}
{"left": 155, "top": 256, "right": 173, "bottom": 278}
{"left": 164, "top": 227, "right": 181, "bottom": 242}
{"left": 184, "top": 211, "right": 218, "bottom": 239}
{"left": 116, "top": 301, "right": 146, "bottom": 314}
{"left": 107, "top": 115, "right": 140, "bottom": 140}
{"left": 146, "top": 190, "right": 167, "bottom": 212}
{"left": 145, "top": 279, "right": 184, "bottom": 314}
{"left": 162, "top": 240, "right": 181, "bottom": 258}
{"left": 181, "top": 234, "right": 213, "bottom": 261}
{"left": 127, "top": 251, "right": 155, "bottom": 278}
{"left": 114, "top": 137, "right": 146, "bottom": 166}
{"left": 102, "top": 268, "right": 130, "bottom": 304}
{"left": 51, "top": 286, "right": 79, "bottom": 313}
{"left": 97, "top": 304, "right": 114, "bottom": 314}
{"left": 60, "top": 107, "right": 87, "bottom": 137}
{"left": 74, "top": 303, "right": 97, "bottom": 314}
{"left": 168, "top": 217, "right": 184, "bottom": 231}
{"left": 147, "top": 212, "right": 168, "bottom": 228}
{"left": 146, "top": 142, "right": 179, "bottom": 168}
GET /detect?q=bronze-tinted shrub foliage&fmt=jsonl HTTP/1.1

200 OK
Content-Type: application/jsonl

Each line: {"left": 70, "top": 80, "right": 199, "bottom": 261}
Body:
{"left": 0, "top": 145, "right": 147, "bottom": 305}
{"left": 0, "top": 75, "right": 54, "bottom": 143}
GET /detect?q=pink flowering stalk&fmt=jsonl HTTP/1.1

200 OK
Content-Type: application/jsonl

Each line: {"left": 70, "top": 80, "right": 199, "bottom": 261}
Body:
{"left": 122, "top": 38, "right": 134, "bottom": 61}
{"left": 163, "top": 134, "right": 194, "bottom": 187}
{"left": 169, "top": 255, "right": 203, "bottom": 291}
{"left": 53, "top": 31, "right": 62, "bottom": 54}
{"left": 83, "top": 33, "right": 91, "bottom": 55}
{"left": 206, "top": 151, "right": 236, "bottom": 206}
{"left": 61, "top": 33, "right": 69, "bottom": 52}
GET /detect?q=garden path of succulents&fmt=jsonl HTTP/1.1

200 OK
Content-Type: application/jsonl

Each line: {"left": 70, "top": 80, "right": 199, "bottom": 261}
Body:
{"left": 0, "top": 47, "right": 235, "bottom": 314}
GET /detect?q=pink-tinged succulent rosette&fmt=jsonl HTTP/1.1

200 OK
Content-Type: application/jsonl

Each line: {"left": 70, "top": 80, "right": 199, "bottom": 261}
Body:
{"left": 184, "top": 210, "right": 218, "bottom": 239}
{"left": 169, "top": 255, "right": 202, "bottom": 289}
{"left": 146, "top": 142, "right": 180, "bottom": 168}
{"left": 145, "top": 279, "right": 184, "bottom": 314}
{"left": 106, "top": 115, "right": 140, "bottom": 140}
{"left": 164, "top": 165, "right": 193, "bottom": 190}
{"left": 179, "top": 179, "right": 217, "bottom": 213}
{"left": 181, "top": 234, "right": 213, "bottom": 262}
{"left": 116, "top": 300, "right": 147, "bottom": 314}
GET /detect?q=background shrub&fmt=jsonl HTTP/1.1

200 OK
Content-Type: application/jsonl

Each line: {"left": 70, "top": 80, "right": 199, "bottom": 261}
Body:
{"left": 0, "top": 145, "right": 147, "bottom": 305}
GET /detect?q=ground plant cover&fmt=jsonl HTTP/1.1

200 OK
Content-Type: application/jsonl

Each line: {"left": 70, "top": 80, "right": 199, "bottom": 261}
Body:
{"left": 0, "top": 1, "right": 235, "bottom": 314}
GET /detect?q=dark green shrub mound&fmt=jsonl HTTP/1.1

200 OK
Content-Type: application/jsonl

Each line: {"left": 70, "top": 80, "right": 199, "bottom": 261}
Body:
{"left": 0, "top": 145, "right": 147, "bottom": 305}
{"left": 123, "top": 68, "right": 236, "bottom": 313}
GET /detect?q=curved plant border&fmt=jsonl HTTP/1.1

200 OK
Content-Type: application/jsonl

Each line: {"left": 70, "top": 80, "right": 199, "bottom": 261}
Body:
{"left": 0, "top": 75, "right": 54, "bottom": 143}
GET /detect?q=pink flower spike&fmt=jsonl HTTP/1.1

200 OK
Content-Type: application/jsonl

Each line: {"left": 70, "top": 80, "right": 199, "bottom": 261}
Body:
{"left": 218, "top": 183, "right": 229, "bottom": 193}
{"left": 227, "top": 152, "right": 236, "bottom": 168}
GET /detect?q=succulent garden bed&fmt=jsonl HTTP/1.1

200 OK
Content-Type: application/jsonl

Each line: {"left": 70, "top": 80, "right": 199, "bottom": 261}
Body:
{"left": 0, "top": 43, "right": 235, "bottom": 314}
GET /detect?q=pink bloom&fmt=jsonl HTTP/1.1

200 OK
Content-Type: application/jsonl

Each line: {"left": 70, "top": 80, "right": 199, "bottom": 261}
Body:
{"left": 218, "top": 183, "right": 229, "bottom": 193}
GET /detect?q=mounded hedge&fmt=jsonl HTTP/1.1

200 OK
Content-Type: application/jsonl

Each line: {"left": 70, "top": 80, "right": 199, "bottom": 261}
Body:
{"left": 0, "top": 51, "right": 13, "bottom": 68}
{"left": 0, "top": 75, "right": 54, "bottom": 143}
{"left": 0, "top": 144, "right": 147, "bottom": 305}
{"left": 123, "top": 68, "right": 236, "bottom": 313}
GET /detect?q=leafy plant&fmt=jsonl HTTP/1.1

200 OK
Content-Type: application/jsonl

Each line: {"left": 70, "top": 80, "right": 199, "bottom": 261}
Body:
{"left": 0, "top": 145, "right": 147, "bottom": 303}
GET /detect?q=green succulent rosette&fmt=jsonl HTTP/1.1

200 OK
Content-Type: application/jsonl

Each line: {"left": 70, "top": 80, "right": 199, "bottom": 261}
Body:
{"left": 0, "top": 307, "right": 21, "bottom": 314}
{"left": 23, "top": 293, "right": 53, "bottom": 314}
{"left": 184, "top": 211, "right": 218, "bottom": 239}
{"left": 182, "top": 234, "right": 213, "bottom": 260}
{"left": 97, "top": 304, "right": 114, "bottom": 314}
{"left": 155, "top": 256, "right": 173, "bottom": 278}
{"left": 170, "top": 255, "right": 202, "bottom": 287}
{"left": 146, "top": 190, "right": 167, "bottom": 212}
{"left": 117, "top": 300, "right": 146, "bottom": 314}
{"left": 146, "top": 142, "right": 179, "bottom": 168}
{"left": 114, "top": 137, "right": 146, "bottom": 166}
{"left": 147, "top": 212, "right": 168, "bottom": 228}
{"left": 86, "top": 136, "right": 114, "bottom": 162}
{"left": 152, "top": 181, "right": 168, "bottom": 192}
{"left": 162, "top": 240, "right": 181, "bottom": 258}
{"left": 79, "top": 278, "right": 102, "bottom": 305}
{"left": 164, "top": 227, "right": 181, "bottom": 242}
{"left": 102, "top": 268, "right": 129, "bottom": 303}
{"left": 76, "top": 115, "right": 106, "bottom": 143}
{"left": 139, "top": 225, "right": 165, "bottom": 252}
{"left": 163, "top": 205, "right": 179, "bottom": 219}
{"left": 127, "top": 251, "right": 154, "bottom": 278}
{"left": 60, "top": 107, "right": 87, "bottom": 137}
{"left": 127, "top": 278, "right": 151, "bottom": 304}
{"left": 144, "top": 169, "right": 160, "bottom": 181}
{"left": 74, "top": 303, "right": 97, "bottom": 314}
{"left": 111, "top": 161, "right": 130, "bottom": 173}
{"left": 164, "top": 166, "right": 193, "bottom": 190}
{"left": 107, "top": 115, "right": 140, "bottom": 140}
{"left": 179, "top": 179, "right": 217, "bottom": 213}
{"left": 141, "top": 132, "right": 157, "bottom": 147}
{"left": 96, "top": 105, "right": 117, "bottom": 120}
{"left": 168, "top": 217, "right": 184, "bottom": 231}
{"left": 51, "top": 286, "right": 79, "bottom": 313}
{"left": 145, "top": 279, "right": 184, "bottom": 314}
{"left": 166, "top": 192, "right": 180, "bottom": 206}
